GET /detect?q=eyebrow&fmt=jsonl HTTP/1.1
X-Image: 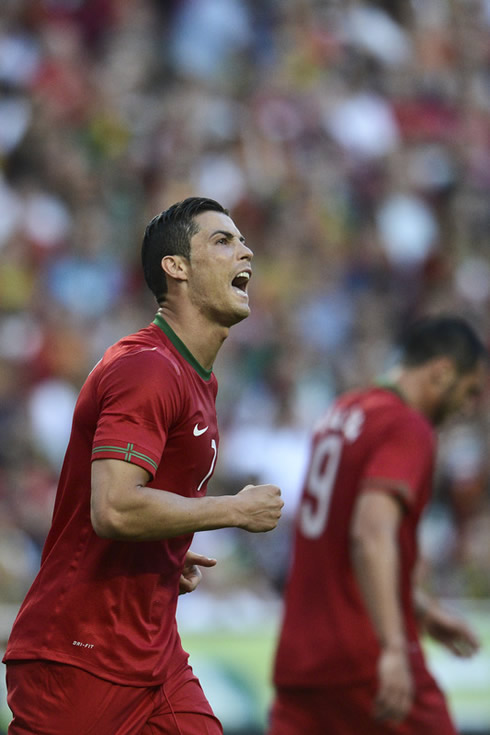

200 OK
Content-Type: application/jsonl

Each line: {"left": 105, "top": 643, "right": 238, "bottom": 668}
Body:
{"left": 210, "top": 229, "right": 246, "bottom": 243}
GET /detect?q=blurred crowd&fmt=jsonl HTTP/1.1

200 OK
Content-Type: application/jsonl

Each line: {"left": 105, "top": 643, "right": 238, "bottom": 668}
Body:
{"left": 0, "top": 0, "right": 490, "bottom": 627}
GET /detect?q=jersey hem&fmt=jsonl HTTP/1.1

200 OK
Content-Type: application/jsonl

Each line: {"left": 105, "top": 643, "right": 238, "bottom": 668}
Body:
{"left": 3, "top": 648, "right": 177, "bottom": 688}
{"left": 360, "top": 477, "right": 413, "bottom": 507}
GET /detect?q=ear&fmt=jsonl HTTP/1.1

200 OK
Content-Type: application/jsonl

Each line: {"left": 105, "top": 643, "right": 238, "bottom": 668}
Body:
{"left": 429, "top": 356, "right": 457, "bottom": 389}
{"left": 161, "top": 255, "right": 189, "bottom": 284}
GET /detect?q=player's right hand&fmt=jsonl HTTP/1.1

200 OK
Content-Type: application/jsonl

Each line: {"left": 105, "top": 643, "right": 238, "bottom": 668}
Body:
{"left": 234, "top": 484, "right": 284, "bottom": 532}
{"left": 374, "top": 646, "right": 414, "bottom": 723}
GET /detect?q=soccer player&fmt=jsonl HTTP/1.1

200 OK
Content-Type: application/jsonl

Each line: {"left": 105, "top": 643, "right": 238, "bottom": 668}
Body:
{"left": 4, "top": 197, "right": 284, "bottom": 735}
{"left": 268, "top": 316, "right": 486, "bottom": 735}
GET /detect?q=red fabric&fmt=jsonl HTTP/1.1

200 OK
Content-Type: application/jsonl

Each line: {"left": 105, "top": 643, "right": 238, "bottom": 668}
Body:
{"left": 4, "top": 320, "right": 219, "bottom": 686}
{"left": 273, "top": 387, "right": 436, "bottom": 687}
{"left": 6, "top": 660, "right": 222, "bottom": 735}
{"left": 268, "top": 667, "right": 456, "bottom": 735}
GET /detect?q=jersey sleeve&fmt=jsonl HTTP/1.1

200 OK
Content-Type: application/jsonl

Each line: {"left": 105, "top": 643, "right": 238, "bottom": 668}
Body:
{"left": 91, "top": 349, "right": 182, "bottom": 479}
{"left": 361, "top": 413, "right": 435, "bottom": 508}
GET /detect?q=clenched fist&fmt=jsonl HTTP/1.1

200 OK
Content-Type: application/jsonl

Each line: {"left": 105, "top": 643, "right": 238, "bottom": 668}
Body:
{"left": 233, "top": 483, "right": 284, "bottom": 532}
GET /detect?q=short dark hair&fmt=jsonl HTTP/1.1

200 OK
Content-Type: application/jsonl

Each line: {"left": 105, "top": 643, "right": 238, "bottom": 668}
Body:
{"left": 141, "top": 197, "right": 229, "bottom": 303}
{"left": 398, "top": 315, "right": 487, "bottom": 375}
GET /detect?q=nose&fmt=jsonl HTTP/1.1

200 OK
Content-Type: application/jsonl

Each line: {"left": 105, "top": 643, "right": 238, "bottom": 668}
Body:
{"left": 239, "top": 240, "right": 253, "bottom": 261}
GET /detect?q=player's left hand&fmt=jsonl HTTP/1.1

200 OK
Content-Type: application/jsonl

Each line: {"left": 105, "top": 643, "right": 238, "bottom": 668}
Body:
{"left": 424, "top": 604, "right": 480, "bottom": 657}
{"left": 375, "top": 646, "right": 414, "bottom": 723}
{"left": 179, "top": 550, "right": 217, "bottom": 595}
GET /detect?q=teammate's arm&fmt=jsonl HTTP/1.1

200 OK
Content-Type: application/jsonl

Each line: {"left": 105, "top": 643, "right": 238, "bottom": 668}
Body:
{"left": 414, "top": 588, "right": 480, "bottom": 657}
{"left": 350, "top": 488, "right": 414, "bottom": 724}
{"left": 91, "top": 458, "right": 283, "bottom": 541}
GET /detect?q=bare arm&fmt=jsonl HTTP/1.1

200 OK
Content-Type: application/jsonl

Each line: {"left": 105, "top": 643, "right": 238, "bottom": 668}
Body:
{"left": 350, "top": 489, "right": 413, "bottom": 723}
{"left": 91, "top": 458, "right": 283, "bottom": 541}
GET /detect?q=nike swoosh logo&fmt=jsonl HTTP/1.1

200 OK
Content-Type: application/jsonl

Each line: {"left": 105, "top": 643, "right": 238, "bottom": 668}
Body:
{"left": 193, "top": 423, "right": 209, "bottom": 437}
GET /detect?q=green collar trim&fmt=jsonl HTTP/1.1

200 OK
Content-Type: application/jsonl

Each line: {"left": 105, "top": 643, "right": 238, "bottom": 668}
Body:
{"left": 375, "top": 379, "right": 407, "bottom": 404}
{"left": 153, "top": 313, "right": 213, "bottom": 381}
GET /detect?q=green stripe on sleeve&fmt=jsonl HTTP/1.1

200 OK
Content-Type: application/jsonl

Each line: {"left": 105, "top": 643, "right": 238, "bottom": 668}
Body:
{"left": 92, "top": 443, "right": 158, "bottom": 471}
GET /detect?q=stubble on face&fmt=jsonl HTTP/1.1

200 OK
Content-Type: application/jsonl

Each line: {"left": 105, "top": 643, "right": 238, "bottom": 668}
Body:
{"left": 187, "top": 211, "right": 252, "bottom": 328}
{"left": 432, "top": 364, "right": 486, "bottom": 426}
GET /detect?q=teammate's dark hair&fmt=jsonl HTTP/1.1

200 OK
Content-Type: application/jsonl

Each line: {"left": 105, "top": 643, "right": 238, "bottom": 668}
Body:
{"left": 141, "top": 197, "right": 229, "bottom": 303}
{"left": 398, "top": 316, "right": 487, "bottom": 375}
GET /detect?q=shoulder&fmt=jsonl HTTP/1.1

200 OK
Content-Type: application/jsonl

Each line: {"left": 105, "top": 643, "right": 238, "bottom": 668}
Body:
{"left": 342, "top": 387, "right": 435, "bottom": 453}
{"left": 366, "top": 394, "right": 436, "bottom": 468}
{"left": 104, "top": 329, "right": 183, "bottom": 377}
{"left": 365, "top": 387, "right": 432, "bottom": 430}
{"left": 91, "top": 333, "right": 184, "bottom": 402}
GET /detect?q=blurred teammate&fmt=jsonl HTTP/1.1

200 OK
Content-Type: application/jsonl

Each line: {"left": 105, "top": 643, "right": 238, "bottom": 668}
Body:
{"left": 268, "top": 316, "right": 486, "bottom": 735}
{"left": 4, "top": 197, "right": 283, "bottom": 735}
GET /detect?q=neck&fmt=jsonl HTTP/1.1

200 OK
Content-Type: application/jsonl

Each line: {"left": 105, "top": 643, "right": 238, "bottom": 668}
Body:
{"left": 156, "top": 303, "right": 229, "bottom": 371}
{"left": 382, "top": 366, "right": 433, "bottom": 420}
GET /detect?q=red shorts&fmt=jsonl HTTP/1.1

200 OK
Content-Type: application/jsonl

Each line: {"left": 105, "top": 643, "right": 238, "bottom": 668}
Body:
{"left": 267, "top": 669, "right": 457, "bottom": 735}
{"left": 6, "top": 659, "right": 223, "bottom": 735}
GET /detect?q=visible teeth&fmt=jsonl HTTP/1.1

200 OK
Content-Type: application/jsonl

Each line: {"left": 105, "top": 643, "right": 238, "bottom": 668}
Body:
{"left": 236, "top": 271, "right": 250, "bottom": 280}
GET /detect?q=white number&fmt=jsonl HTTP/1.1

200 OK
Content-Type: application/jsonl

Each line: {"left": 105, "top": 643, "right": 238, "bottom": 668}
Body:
{"left": 299, "top": 434, "right": 343, "bottom": 538}
{"left": 197, "top": 439, "right": 217, "bottom": 493}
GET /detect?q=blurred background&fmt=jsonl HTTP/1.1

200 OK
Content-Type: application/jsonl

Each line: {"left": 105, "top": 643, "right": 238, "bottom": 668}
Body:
{"left": 0, "top": 0, "right": 489, "bottom": 733}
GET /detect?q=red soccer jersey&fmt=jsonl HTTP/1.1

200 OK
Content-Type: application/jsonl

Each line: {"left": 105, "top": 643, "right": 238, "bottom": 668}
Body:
{"left": 273, "top": 386, "right": 436, "bottom": 687}
{"left": 4, "top": 315, "right": 219, "bottom": 686}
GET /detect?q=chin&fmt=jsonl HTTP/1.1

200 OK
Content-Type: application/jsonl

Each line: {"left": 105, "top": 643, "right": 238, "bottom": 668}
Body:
{"left": 224, "top": 305, "right": 251, "bottom": 327}
{"left": 232, "top": 309, "right": 251, "bottom": 325}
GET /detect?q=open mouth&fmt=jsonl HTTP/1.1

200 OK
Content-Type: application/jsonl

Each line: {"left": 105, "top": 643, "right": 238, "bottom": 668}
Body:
{"left": 231, "top": 270, "right": 251, "bottom": 294}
